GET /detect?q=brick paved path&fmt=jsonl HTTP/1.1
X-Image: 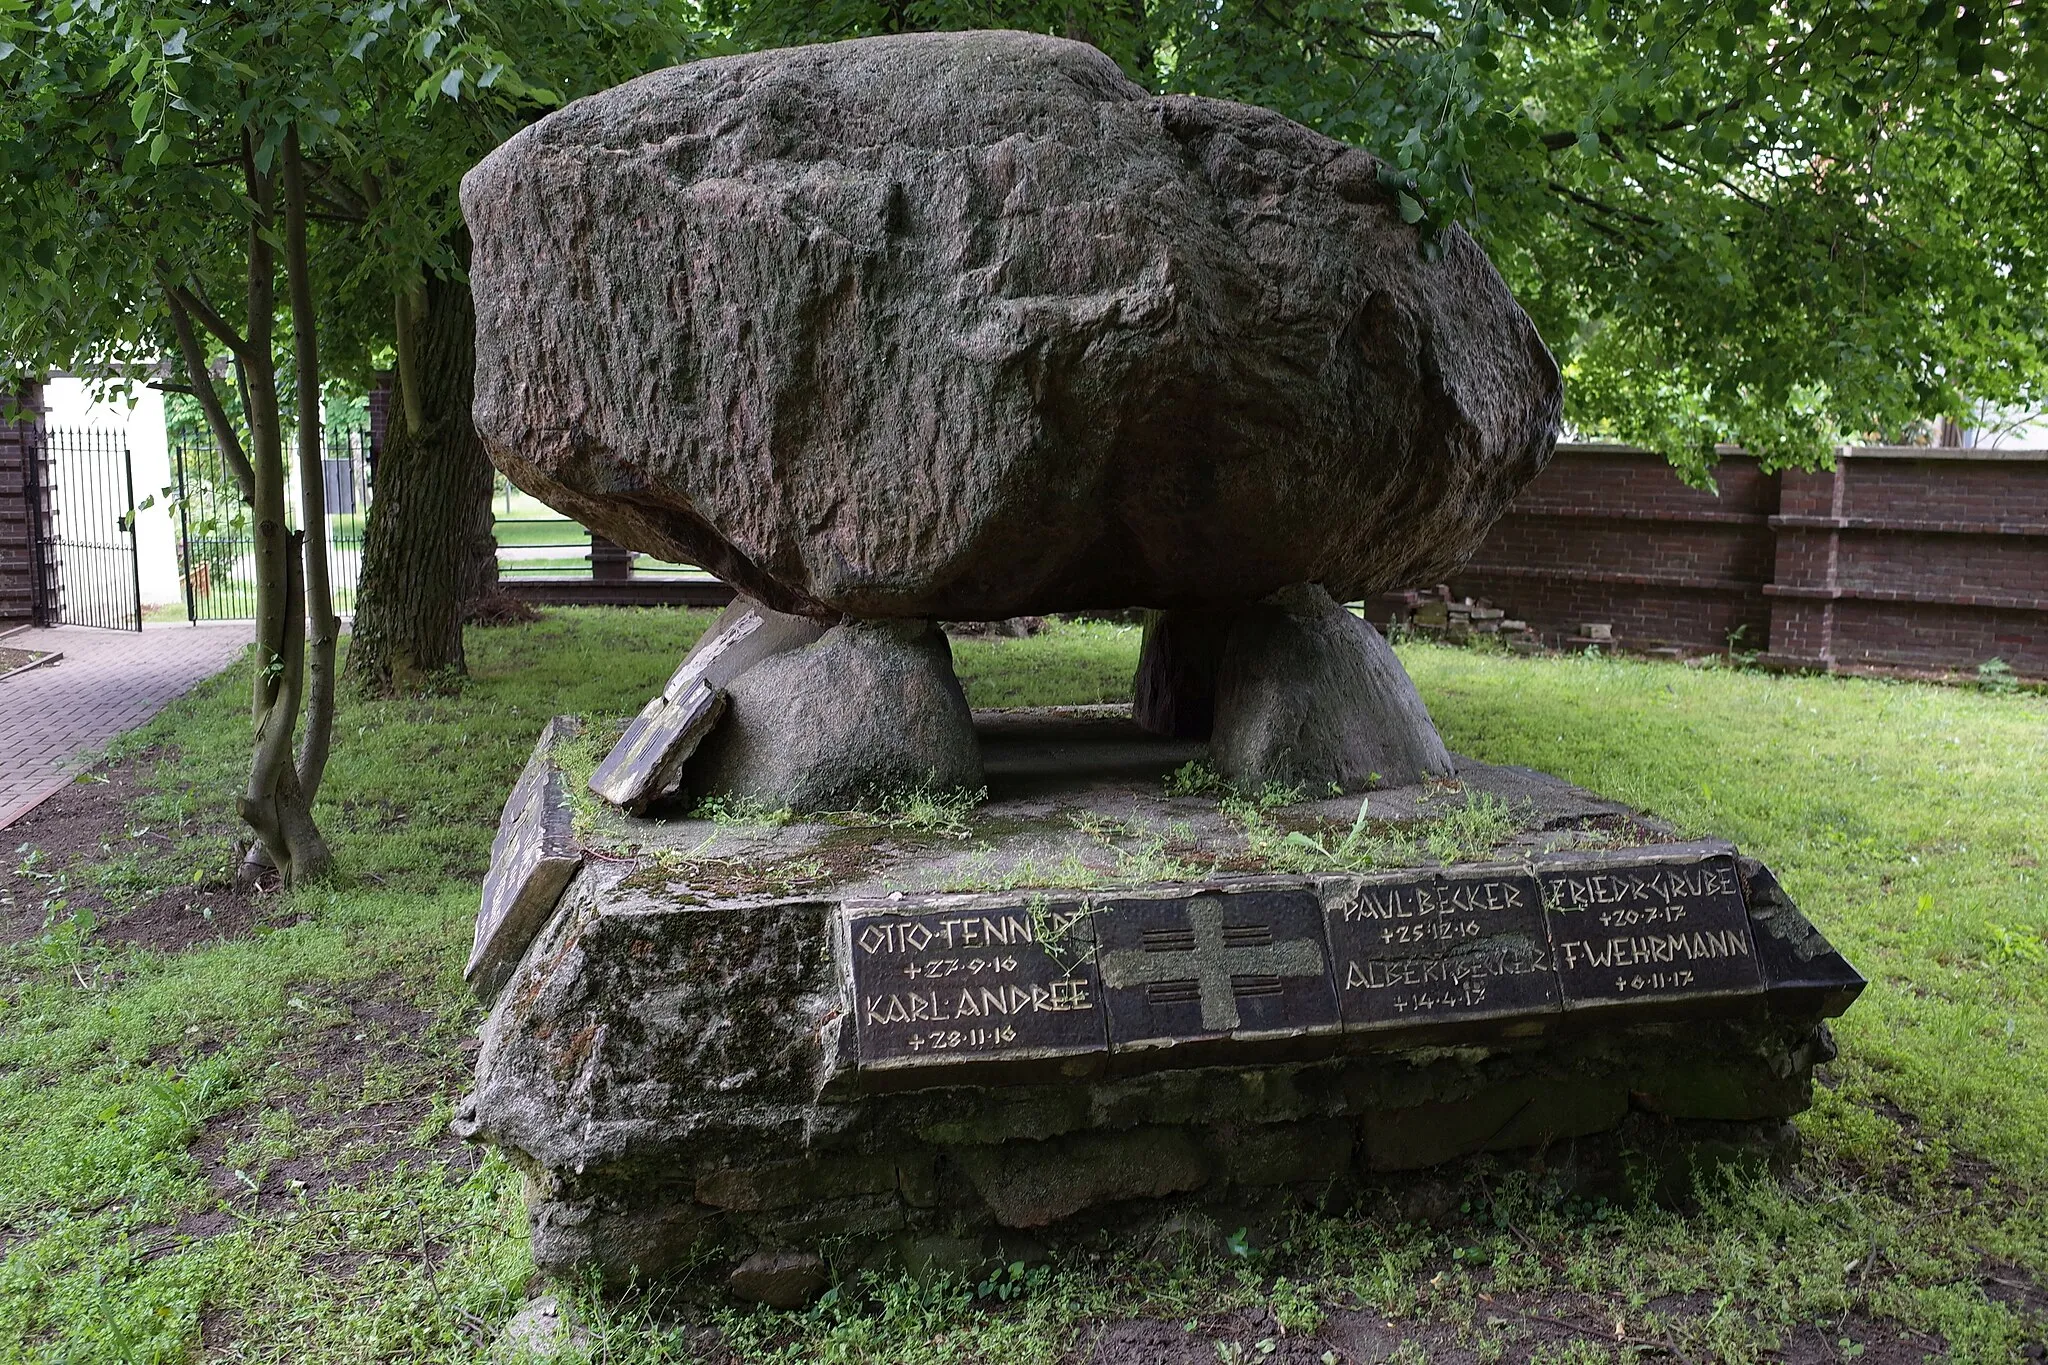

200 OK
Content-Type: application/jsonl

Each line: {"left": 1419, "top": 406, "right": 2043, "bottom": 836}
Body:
{"left": 0, "top": 623, "right": 251, "bottom": 828}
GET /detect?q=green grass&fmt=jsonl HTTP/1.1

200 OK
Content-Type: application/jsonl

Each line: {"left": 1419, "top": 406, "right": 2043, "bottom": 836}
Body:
{"left": 0, "top": 616, "right": 2042, "bottom": 1363}
{"left": 492, "top": 520, "right": 589, "bottom": 549}
{"left": 492, "top": 488, "right": 587, "bottom": 550}
{"left": 1405, "top": 646, "right": 2048, "bottom": 1178}
{"left": 950, "top": 618, "right": 1143, "bottom": 707}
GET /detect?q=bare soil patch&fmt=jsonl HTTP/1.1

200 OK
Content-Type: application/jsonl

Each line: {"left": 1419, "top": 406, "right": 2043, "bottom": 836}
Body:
{"left": 0, "top": 747, "right": 265, "bottom": 949}
{"left": 1070, "top": 1297, "right": 1951, "bottom": 1365}
{"left": 186, "top": 976, "right": 472, "bottom": 1218}
{"left": 0, "top": 645, "right": 54, "bottom": 677}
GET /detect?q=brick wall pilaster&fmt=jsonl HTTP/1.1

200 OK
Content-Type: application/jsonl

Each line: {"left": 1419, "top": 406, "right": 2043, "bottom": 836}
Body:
{"left": 366, "top": 370, "right": 391, "bottom": 472}
{"left": 0, "top": 383, "right": 49, "bottom": 629}
{"left": 1761, "top": 464, "right": 1844, "bottom": 669}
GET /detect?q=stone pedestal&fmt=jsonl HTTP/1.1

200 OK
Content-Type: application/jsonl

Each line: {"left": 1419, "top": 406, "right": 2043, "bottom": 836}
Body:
{"left": 457, "top": 709, "right": 1862, "bottom": 1293}
{"left": 1135, "top": 586, "right": 1456, "bottom": 790}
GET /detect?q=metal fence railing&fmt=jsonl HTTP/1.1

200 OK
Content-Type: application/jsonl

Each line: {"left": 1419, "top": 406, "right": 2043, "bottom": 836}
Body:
{"left": 172, "top": 429, "right": 371, "bottom": 622}
{"left": 489, "top": 476, "right": 719, "bottom": 585}
{"left": 491, "top": 478, "right": 591, "bottom": 580}
{"left": 164, "top": 448, "right": 724, "bottom": 621}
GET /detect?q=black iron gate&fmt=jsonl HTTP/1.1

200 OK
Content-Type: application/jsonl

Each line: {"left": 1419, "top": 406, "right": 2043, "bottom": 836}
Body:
{"left": 31, "top": 426, "right": 142, "bottom": 631}
{"left": 172, "top": 430, "right": 371, "bottom": 622}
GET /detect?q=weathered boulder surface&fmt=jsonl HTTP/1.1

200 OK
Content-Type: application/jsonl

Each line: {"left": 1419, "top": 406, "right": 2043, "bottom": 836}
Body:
{"left": 462, "top": 30, "right": 1562, "bottom": 621}
{"left": 726, "top": 1250, "right": 829, "bottom": 1308}
{"left": 1131, "top": 587, "right": 1455, "bottom": 790}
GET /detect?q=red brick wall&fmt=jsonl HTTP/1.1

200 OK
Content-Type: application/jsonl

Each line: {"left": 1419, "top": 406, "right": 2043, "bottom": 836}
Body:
{"left": 0, "top": 384, "right": 48, "bottom": 629}
{"left": 1389, "top": 442, "right": 2048, "bottom": 678}
{"left": 1765, "top": 449, "right": 2048, "bottom": 677}
{"left": 1417, "top": 444, "right": 1779, "bottom": 653}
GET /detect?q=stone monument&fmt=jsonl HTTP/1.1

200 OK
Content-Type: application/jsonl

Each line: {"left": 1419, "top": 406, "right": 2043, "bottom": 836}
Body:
{"left": 454, "top": 30, "right": 1863, "bottom": 1300}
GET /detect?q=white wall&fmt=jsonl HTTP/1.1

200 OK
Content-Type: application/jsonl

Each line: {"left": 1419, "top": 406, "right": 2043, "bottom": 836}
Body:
{"left": 1978, "top": 417, "right": 2048, "bottom": 449}
{"left": 1964, "top": 403, "right": 2048, "bottom": 450}
{"left": 43, "top": 376, "right": 182, "bottom": 612}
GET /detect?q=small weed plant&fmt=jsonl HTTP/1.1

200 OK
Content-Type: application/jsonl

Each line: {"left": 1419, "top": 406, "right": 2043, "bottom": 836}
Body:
{"left": 1165, "top": 759, "right": 1226, "bottom": 798}
{"left": 1024, "top": 893, "right": 1098, "bottom": 974}
{"left": 825, "top": 778, "right": 986, "bottom": 840}
{"left": 688, "top": 793, "right": 796, "bottom": 827}
{"left": 1241, "top": 791, "right": 1522, "bottom": 873}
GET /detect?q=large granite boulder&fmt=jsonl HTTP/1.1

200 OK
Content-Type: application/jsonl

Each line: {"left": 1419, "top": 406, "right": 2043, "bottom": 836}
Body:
{"left": 462, "top": 30, "right": 1561, "bottom": 622}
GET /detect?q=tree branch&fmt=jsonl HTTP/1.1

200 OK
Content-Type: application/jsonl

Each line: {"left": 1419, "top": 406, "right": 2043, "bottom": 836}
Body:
{"left": 1540, "top": 97, "right": 1749, "bottom": 153}
{"left": 309, "top": 159, "right": 371, "bottom": 219}
{"left": 1546, "top": 180, "right": 1662, "bottom": 230}
{"left": 159, "top": 269, "right": 257, "bottom": 363}
{"left": 158, "top": 280, "right": 257, "bottom": 504}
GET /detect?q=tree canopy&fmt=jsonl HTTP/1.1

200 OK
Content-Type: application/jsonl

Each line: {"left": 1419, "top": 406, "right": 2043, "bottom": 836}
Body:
{"left": 0, "top": 0, "right": 694, "bottom": 875}
{"left": 4, "top": 2, "right": 2044, "bottom": 483}
{"left": 0, "top": 1, "right": 688, "bottom": 399}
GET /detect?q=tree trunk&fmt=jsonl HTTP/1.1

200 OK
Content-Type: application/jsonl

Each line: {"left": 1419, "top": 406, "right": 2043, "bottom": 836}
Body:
{"left": 236, "top": 130, "right": 331, "bottom": 886}
{"left": 283, "top": 126, "right": 338, "bottom": 807}
{"left": 157, "top": 128, "right": 332, "bottom": 886}
{"left": 345, "top": 261, "right": 498, "bottom": 695}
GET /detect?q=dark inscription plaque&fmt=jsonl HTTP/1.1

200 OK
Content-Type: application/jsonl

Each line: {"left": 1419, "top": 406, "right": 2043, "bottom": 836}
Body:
{"left": 1538, "top": 849, "right": 1763, "bottom": 1012}
{"left": 1095, "top": 889, "right": 1340, "bottom": 1052}
{"left": 1326, "top": 866, "right": 1559, "bottom": 1031}
{"left": 847, "top": 901, "right": 1107, "bottom": 1074}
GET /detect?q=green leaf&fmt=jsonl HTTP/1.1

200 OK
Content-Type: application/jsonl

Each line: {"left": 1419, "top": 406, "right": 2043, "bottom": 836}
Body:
{"left": 131, "top": 86, "right": 155, "bottom": 133}
{"left": 439, "top": 65, "right": 464, "bottom": 99}
{"left": 253, "top": 123, "right": 283, "bottom": 174}
{"left": 148, "top": 130, "right": 171, "bottom": 164}
{"left": 1397, "top": 192, "right": 1425, "bottom": 223}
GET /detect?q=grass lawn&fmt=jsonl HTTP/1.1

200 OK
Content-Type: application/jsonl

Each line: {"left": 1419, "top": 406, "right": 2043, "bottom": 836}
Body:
{"left": 0, "top": 610, "right": 2042, "bottom": 1363}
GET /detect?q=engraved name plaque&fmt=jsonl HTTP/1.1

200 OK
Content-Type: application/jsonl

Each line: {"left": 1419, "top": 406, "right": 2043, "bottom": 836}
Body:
{"left": 1538, "top": 848, "right": 1763, "bottom": 1013}
{"left": 837, "top": 846, "right": 1832, "bottom": 1085}
{"left": 1326, "top": 866, "right": 1559, "bottom": 1032}
{"left": 846, "top": 901, "right": 1106, "bottom": 1080}
{"left": 1094, "top": 889, "right": 1340, "bottom": 1053}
